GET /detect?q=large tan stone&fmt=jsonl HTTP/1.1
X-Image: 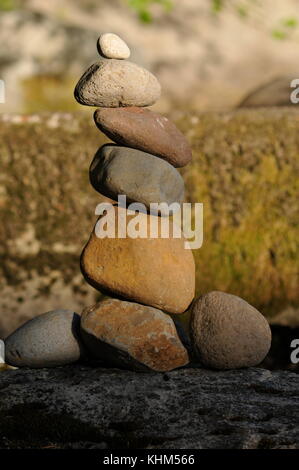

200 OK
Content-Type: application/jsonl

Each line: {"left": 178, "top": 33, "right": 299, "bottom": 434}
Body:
{"left": 74, "top": 59, "right": 161, "bottom": 107}
{"left": 80, "top": 206, "right": 195, "bottom": 314}
{"left": 80, "top": 298, "right": 189, "bottom": 372}
{"left": 190, "top": 291, "right": 272, "bottom": 369}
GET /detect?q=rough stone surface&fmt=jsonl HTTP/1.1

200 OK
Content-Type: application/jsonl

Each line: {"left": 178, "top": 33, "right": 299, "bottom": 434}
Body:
{"left": 190, "top": 291, "right": 272, "bottom": 369}
{"left": 5, "top": 310, "right": 84, "bottom": 368}
{"left": 74, "top": 59, "right": 161, "bottom": 107}
{"left": 97, "top": 33, "right": 130, "bottom": 59}
{"left": 81, "top": 299, "right": 189, "bottom": 372}
{"left": 94, "top": 107, "right": 192, "bottom": 167}
{"left": 90, "top": 145, "right": 184, "bottom": 213}
{"left": 80, "top": 206, "right": 195, "bottom": 314}
{"left": 0, "top": 366, "right": 298, "bottom": 449}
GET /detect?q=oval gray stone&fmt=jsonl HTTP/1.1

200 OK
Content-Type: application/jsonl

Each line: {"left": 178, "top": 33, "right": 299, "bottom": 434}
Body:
{"left": 74, "top": 59, "right": 161, "bottom": 107}
{"left": 89, "top": 145, "right": 185, "bottom": 215}
{"left": 190, "top": 291, "right": 272, "bottom": 370}
{"left": 5, "top": 310, "right": 84, "bottom": 368}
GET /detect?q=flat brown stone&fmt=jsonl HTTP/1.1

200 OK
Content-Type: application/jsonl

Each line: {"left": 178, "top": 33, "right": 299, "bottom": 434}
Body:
{"left": 94, "top": 107, "right": 192, "bottom": 167}
{"left": 80, "top": 206, "right": 195, "bottom": 314}
{"left": 80, "top": 298, "right": 189, "bottom": 372}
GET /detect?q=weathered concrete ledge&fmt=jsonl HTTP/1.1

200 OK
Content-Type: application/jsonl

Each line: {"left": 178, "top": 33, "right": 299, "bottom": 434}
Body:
{"left": 0, "top": 365, "right": 298, "bottom": 449}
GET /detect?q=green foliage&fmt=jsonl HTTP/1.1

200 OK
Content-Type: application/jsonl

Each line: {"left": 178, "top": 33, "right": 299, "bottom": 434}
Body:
{"left": 271, "top": 17, "right": 298, "bottom": 40}
{"left": 210, "top": 1, "right": 298, "bottom": 41}
{"left": 128, "top": 0, "right": 173, "bottom": 23}
{"left": 236, "top": 5, "right": 248, "bottom": 18}
{"left": 0, "top": 0, "right": 15, "bottom": 10}
{"left": 177, "top": 109, "right": 299, "bottom": 317}
{"left": 282, "top": 17, "right": 298, "bottom": 28}
{"left": 271, "top": 29, "right": 287, "bottom": 40}
{"left": 211, "top": 0, "right": 224, "bottom": 13}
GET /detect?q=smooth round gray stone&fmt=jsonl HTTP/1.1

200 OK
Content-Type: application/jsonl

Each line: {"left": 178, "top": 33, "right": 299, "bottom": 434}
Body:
{"left": 5, "top": 310, "right": 83, "bottom": 368}
{"left": 74, "top": 58, "right": 161, "bottom": 107}
{"left": 90, "top": 145, "right": 185, "bottom": 215}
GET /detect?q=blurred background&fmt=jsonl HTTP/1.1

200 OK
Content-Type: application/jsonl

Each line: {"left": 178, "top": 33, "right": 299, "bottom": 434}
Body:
{"left": 1, "top": 0, "right": 299, "bottom": 113}
{"left": 0, "top": 0, "right": 299, "bottom": 369}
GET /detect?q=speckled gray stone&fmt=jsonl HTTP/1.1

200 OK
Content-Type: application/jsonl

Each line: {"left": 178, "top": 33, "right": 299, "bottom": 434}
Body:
{"left": 190, "top": 291, "right": 272, "bottom": 370}
{"left": 89, "top": 145, "right": 184, "bottom": 214}
{"left": 74, "top": 59, "right": 161, "bottom": 107}
{"left": 5, "top": 310, "right": 84, "bottom": 368}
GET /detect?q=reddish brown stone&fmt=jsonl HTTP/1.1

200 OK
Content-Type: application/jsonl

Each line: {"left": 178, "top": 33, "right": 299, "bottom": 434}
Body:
{"left": 80, "top": 298, "right": 189, "bottom": 372}
{"left": 94, "top": 107, "right": 192, "bottom": 168}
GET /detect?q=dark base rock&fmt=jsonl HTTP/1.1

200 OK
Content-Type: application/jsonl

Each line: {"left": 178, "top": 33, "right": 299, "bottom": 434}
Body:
{"left": 0, "top": 366, "right": 298, "bottom": 449}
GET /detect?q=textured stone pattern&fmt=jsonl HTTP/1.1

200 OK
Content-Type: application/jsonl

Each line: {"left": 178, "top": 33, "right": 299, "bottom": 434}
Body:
{"left": 0, "top": 366, "right": 298, "bottom": 449}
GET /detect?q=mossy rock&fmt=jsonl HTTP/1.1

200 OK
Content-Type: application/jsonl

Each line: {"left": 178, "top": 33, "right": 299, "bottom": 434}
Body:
{"left": 178, "top": 108, "right": 299, "bottom": 320}
{"left": 0, "top": 108, "right": 298, "bottom": 336}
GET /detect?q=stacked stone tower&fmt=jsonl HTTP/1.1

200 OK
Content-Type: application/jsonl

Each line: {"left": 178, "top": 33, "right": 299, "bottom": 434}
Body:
{"left": 3, "top": 34, "right": 272, "bottom": 373}
{"left": 74, "top": 33, "right": 195, "bottom": 371}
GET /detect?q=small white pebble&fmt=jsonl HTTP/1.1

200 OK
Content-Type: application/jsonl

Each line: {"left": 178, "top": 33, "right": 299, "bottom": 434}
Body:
{"left": 97, "top": 33, "right": 130, "bottom": 60}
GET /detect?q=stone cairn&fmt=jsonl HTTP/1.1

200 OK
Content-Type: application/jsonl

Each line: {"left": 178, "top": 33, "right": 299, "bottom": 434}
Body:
{"left": 3, "top": 34, "right": 271, "bottom": 372}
